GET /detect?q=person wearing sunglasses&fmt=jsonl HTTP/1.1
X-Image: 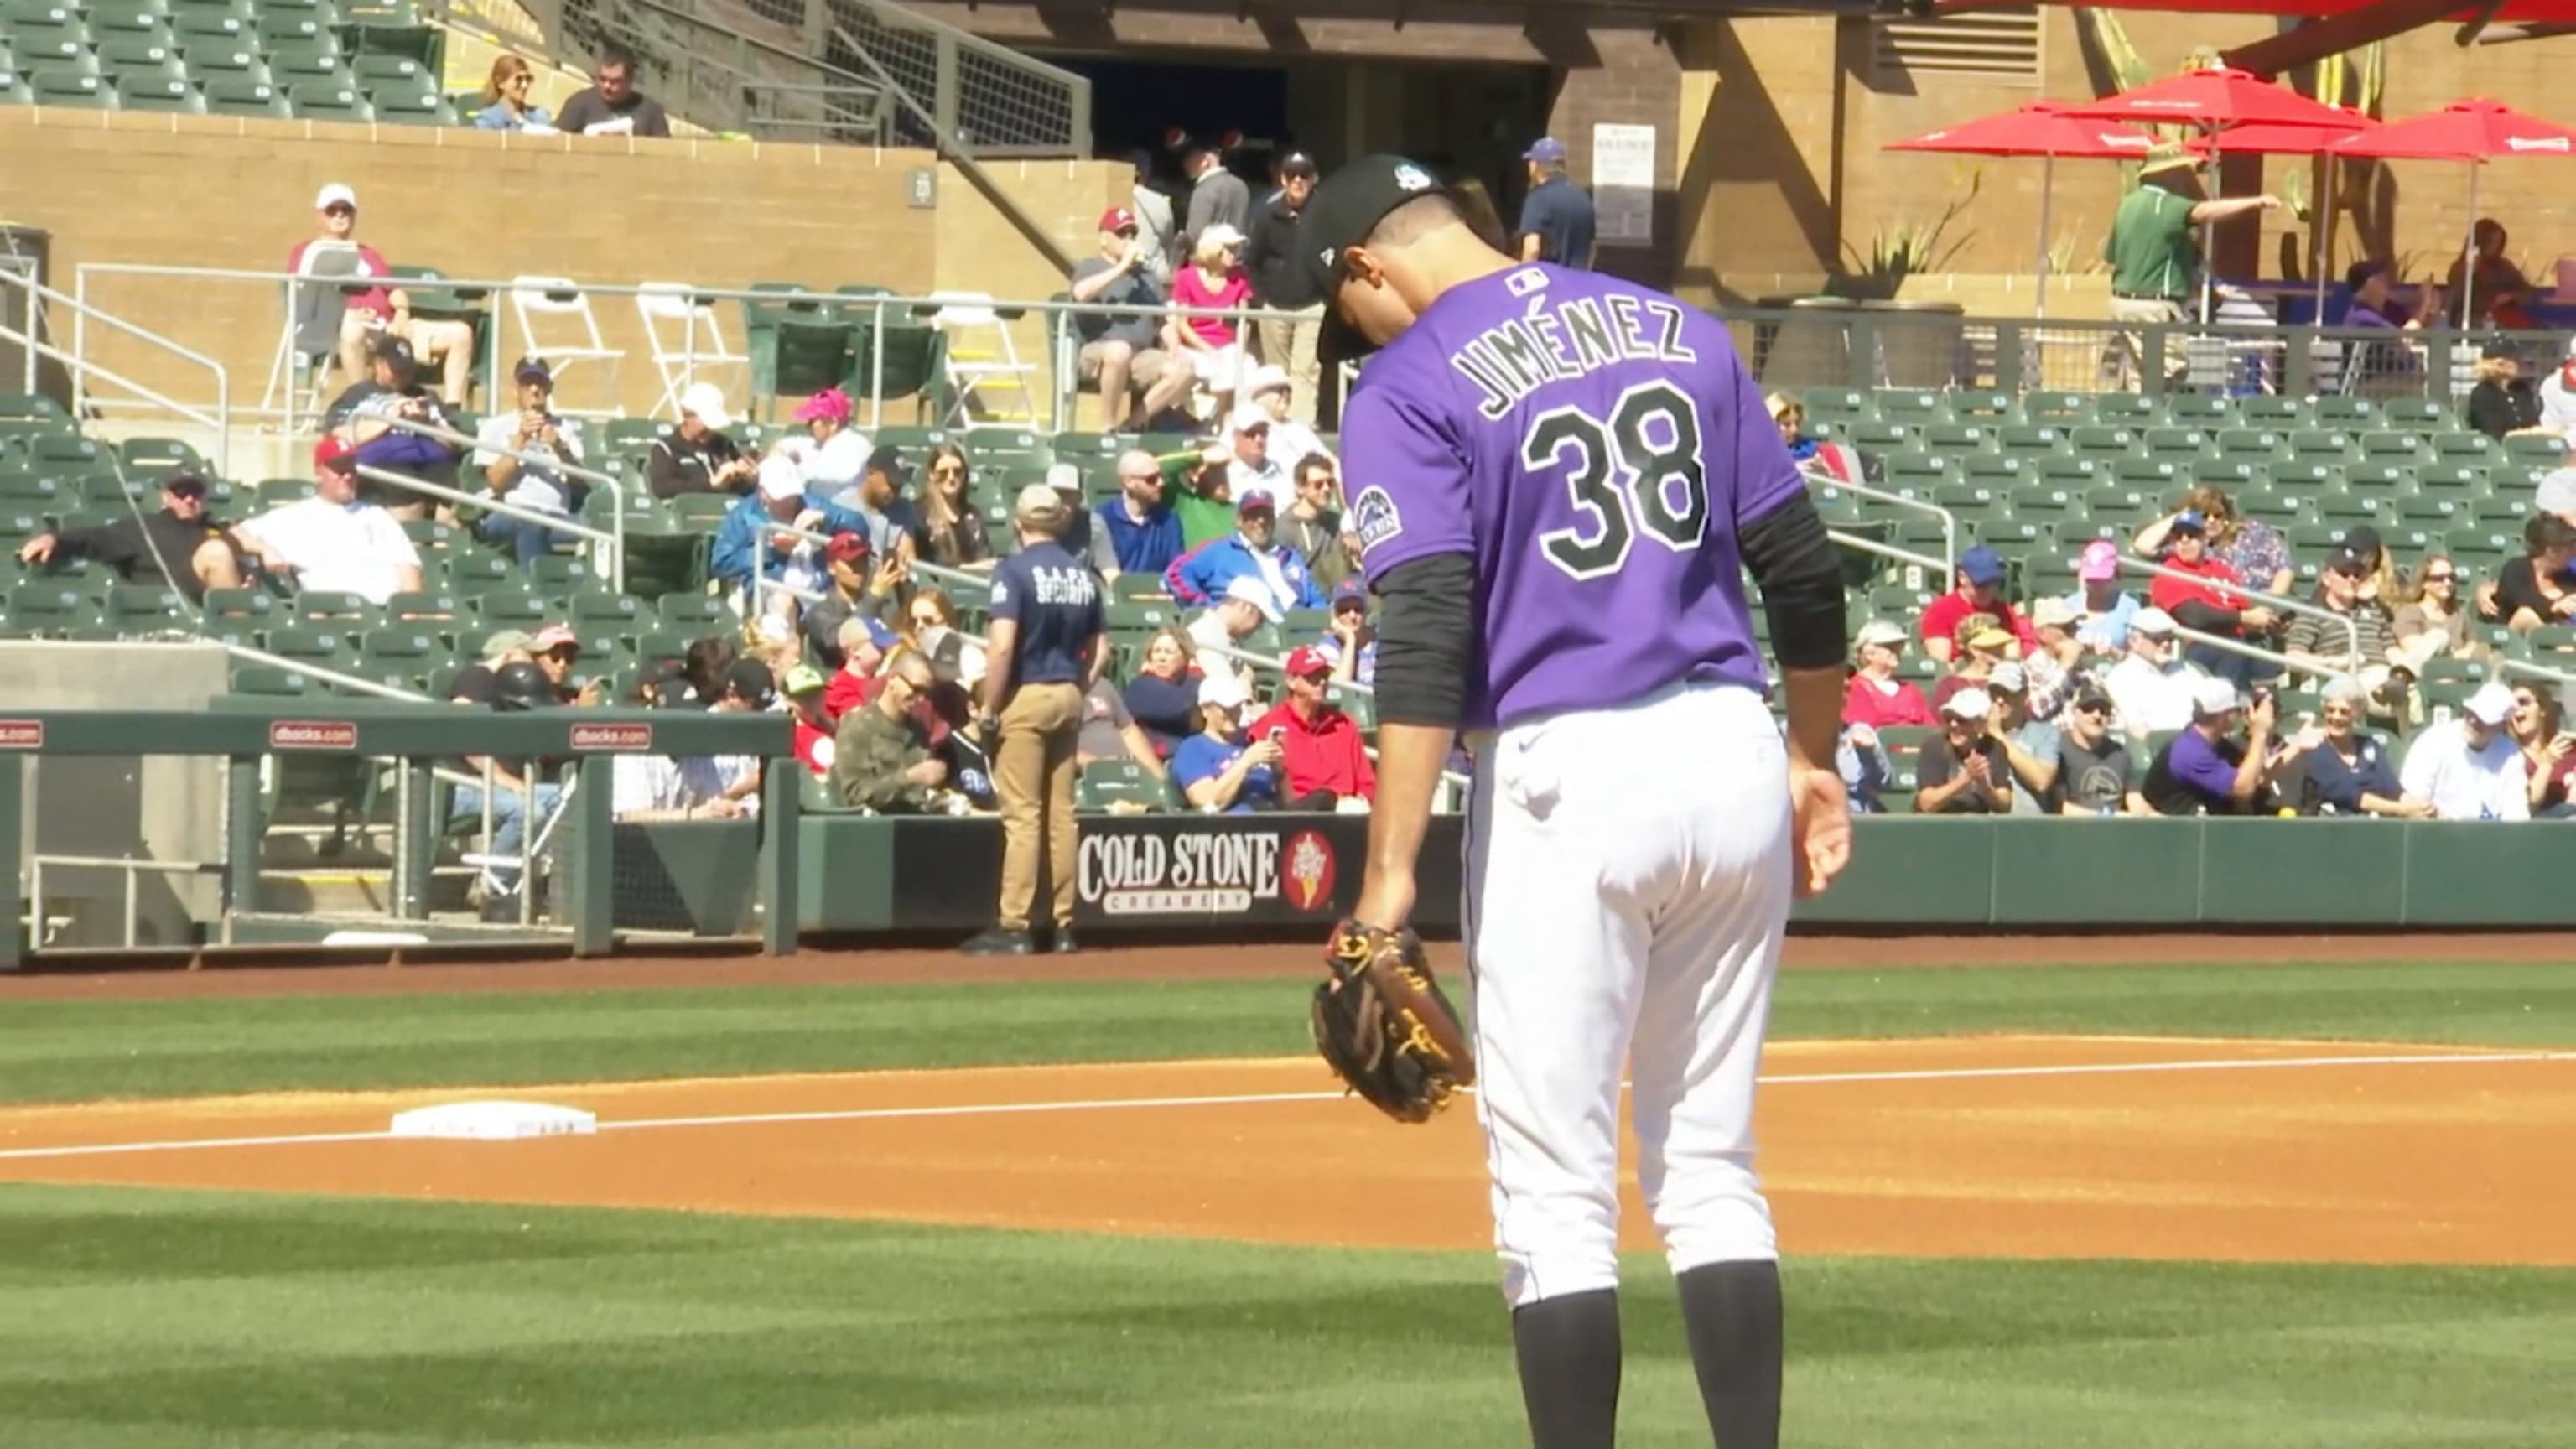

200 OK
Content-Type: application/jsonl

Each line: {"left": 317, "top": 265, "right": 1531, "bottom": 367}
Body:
{"left": 2392, "top": 554, "right": 2479, "bottom": 670}
{"left": 917, "top": 444, "right": 995, "bottom": 571}
{"left": 1313, "top": 576, "right": 1378, "bottom": 686}
{"left": 2283, "top": 540, "right": 2406, "bottom": 707}
{"left": 2054, "top": 688, "right": 2147, "bottom": 816}
{"left": 2503, "top": 681, "right": 2576, "bottom": 818}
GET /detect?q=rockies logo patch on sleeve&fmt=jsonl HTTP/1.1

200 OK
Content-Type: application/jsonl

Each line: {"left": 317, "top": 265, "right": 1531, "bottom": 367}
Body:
{"left": 1350, "top": 486, "right": 1404, "bottom": 554}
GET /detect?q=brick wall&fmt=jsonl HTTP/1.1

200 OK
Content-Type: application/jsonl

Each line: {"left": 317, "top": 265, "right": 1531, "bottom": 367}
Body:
{"left": 1544, "top": 25, "right": 1683, "bottom": 292}
{"left": 0, "top": 109, "right": 1120, "bottom": 426}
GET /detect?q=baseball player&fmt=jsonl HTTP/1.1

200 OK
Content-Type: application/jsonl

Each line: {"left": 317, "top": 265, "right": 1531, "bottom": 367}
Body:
{"left": 1301, "top": 155, "right": 1852, "bottom": 1448}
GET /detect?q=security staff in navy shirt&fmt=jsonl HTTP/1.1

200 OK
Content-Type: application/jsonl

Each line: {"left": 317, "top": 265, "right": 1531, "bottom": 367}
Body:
{"left": 1517, "top": 136, "right": 1597, "bottom": 270}
{"left": 965, "top": 482, "right": 1108, "bottom": 956}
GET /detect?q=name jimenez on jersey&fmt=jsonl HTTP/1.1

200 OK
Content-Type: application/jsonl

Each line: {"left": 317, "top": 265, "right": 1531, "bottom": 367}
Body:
{"left": 1451, "top": 282, "right": 1700, "bottom": 422}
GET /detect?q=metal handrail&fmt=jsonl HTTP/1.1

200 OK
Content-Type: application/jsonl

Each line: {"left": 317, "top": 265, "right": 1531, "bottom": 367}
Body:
{"left": 379, "top": 413, "right": 631, "bottom": 590}
{"left": 7, "top": 268, "right": 231, "bottom": 460}
{"left": 347, "top": 461, "right": 625, "bottom": 592}
{"left": 2117, "top": 555, "right": 2364, "bottom": 673}
{"left": 1800, "top": 464, "right": 1958, "bottom": 581}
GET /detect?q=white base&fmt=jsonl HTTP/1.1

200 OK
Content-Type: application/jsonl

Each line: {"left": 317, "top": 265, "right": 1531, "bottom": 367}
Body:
{"left": 388, "top": 1100, "right": 599, "bottom": 1140}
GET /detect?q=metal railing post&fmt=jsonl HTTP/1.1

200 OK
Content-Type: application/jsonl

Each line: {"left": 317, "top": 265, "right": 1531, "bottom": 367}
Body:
{"left": 567, "top": 753, "right": 616, "bottom": 956}
{"left": 0, "top": 756, "right": 22, "bottom": 970}
{"left": 224, "top": 753, "right": 264, "bottom": 921}
{"left": 395, "top": 756, "right": 435, "bottom": 919}
{"left": 759, "top": 756, "right": 799, "bottom": 953}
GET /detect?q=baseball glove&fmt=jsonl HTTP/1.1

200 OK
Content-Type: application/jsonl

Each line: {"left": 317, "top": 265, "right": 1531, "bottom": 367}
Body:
{"left": 1311, "top": 919, "right": 1475, "bottom": 1124}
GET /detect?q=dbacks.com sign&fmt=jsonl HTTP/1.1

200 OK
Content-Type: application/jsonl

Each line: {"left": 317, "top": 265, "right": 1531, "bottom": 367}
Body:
{"left": 1076, "top": 824, "right": 1337, "bottom": 919}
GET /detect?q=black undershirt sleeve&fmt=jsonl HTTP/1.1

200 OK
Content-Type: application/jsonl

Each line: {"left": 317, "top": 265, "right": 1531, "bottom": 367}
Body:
{"left": 1739, "top": 491, "right": 1848, "bottom": 672}
{"left": 1369, "top": 553, "right": 1477, "bottom": 729}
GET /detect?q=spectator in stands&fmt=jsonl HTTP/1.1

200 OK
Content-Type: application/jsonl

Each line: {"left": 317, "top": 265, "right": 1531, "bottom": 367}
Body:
{"left": 1071, "top": 206, "right": 1192, "bottom": 431}
{"left": 916, "top": 444, "right": 995, "bottom": 571}
{"left": 1929, "top": 618, "right": 2012, "bottom": 711}
{"left": 1244, "top": 647, "right": 1375, "bottom": 810}
{"left": 1099, "top": 449, "right": 1185, "bottom": 576}
{"left": 1187, "top": 577, "right": 1275, "bottom": 683}
{"left": 2392, "top": 553, "right": 2480, "bottom": 668}
{"left": 1984, "top": 663, "right": 2062, "bottom": 814}
{"left": 1837, "top": 724, "right": 1893, "bottom": 814}
{"left": 326, "top": 335, "right": 464, "bottom": 519}
{"left": 1165, "top": 483, "right": 1322, "bottom": 616}
{"left": 292, "top": 184, "right": 476, "bottom": 406}
{"left": 1767, "top": 392, "right": 1862, "bottom": 485}
{"left": 2056, "top": 688, "right": 2146, "bottom": 815}
{"left": 2444, "top": 218, "right": 2540, "bottom": 330}
{"left": 901, "top": 589, "right": 986, "bottom": 688}
{"left": 2340, "top": 522, "right": 2401, "bottom": 606}
{"left": 1075, "top": 670, "right": 1170, "bottom": 782}
{"left": 611, "top": 662, "right": 776, "bottom": 822}
{"left": 17, "top": 471, "right": 242, "bottom": 603}
{"left": 1176, "top": 135, "right": 1251, "bottom": 265}
{"left": 2144, "top": 678, "right": 2277, "bottom": 816}
{"left": 529, "top": 623, "right": 601, "bottom": 706}
{"left": 453, "top": 659, "right": 564, "bottom": 920}
{"left": 764, "top": 387, "right": 872, "bottom": 506}
{"left": 2278, "top": 674, "right": 2417, "bottom": 818}
{"left": 1168, "top": 225, "right": 1254, "bottom": 414}
{"left": 2464, "top": 343, "right": 2546, "bottom": 441}
{"left": 709, "top": 464, "right": 865, "bottom": 605}
{"left": 2137, "top": 486, "right": 2293, "bottom": 596}
{"left": 2023, "top": 598, "right": 2088, "bottom": 722}
{"left": 1245, "top": 366, "right": 1332, "bottom": 475}
{"left": 1516, "top": 138, "right": 1597, "bottom": 269}
{"left": 471, "top": 356, "right": 587, "bottom": 570}
{"left": 1243, "top": 153, "right": 1324, "bottom": 423}
{"left": 678, "top": 636, "right": 736, "bottom": 712}
{"left": 2339, "top": 259, "right": 2424, "bottom": 386}
{"left": 845, "top": 446, "right": 926, "bottom": 564}
{"left": 2141, "top": 509, "right": 2277, "bottom": 691}
{"left": 2399, "top": 681, "right": 2530, "bottom": 820}
{"left": 554, "top": 44, "right": 670, "bottom": 138}
{"left": 1919, "top": 546, "right": 2033, "bottom": 664}
{"left": 1842, "top": 619, "right": 1935, "bottom": 729}
{"left": 1196, "top": 405, "right": 1291, "bottom": 508}
{"left": 1124, "top": 149, "right": 1177, "bottom": 290}
{"left": 1912, "top": 690, "right": 2014, "bottom": 814}
{"left": 1045, "top": 464, "right": 1121, "bottom": 581}
{"left": 968, "top": 483, "right": 1107, "bottom": 955}
{"left": 232, "top": 437, "right": 423, "bottom": 605}
{"left": 800, "top": 530, "right": 895, "bottom": 659}
{"left": 2283, "top": 538, "right": 2405, "bottom": 685}
{"left": 2537, "top": 469, "right": 2576, "bottom": 531}
{"left": 2101, "top": 150, "right": 2278, "bottom": 389}
{"left": 2067, "top": 539, "right": 2140, "bottom": 656}
{"left": 1314, "top": 577, "right": 1377, "bottom": 686}
{"left": 1280, "top": 453, "right": 1347, "bottom": 588}
{"left": 2506, "top": 681, "right": 2576, "bottom": 817}
{"left": 647, "top": 383, "right": 756, "bottom": 499}
{"left": 475, "top": 55, "right": 556, "bottom": 132}
{"left": 2477, "top": 512, "right": 2576, "bottom": 632}
{"left": 2102, "top": 607, "right": 2202, "bottom": 739}
{"left": 828, "top": 651, "right": 949, "bottom": 813}
{"left": 823, "top": 616, "right": 896, "bottom": 717}
{"left": 2537, "top": 340, "right": 2576, "bottom": 451}
{"left": 782, "top": 663, "right": 834, "bottom": 780}
{"left": 1172, "top": 669, "right": 1284, "bottom": 814}
{"left": 1123, "top": 626, "right": 1202, "bottom": 752}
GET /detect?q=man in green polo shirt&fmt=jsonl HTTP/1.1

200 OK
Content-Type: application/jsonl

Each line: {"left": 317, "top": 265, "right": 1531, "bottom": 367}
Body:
{"left": 2102, "top": 148, "right": 2280, "bottom": 388}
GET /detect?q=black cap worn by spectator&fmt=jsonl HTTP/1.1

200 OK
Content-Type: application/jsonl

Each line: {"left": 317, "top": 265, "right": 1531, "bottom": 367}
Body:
{"left": 725, "top": 658, "right": 777, "bottom": 709}
{"left": 2340, "top": 522, "right": 2382, "bottom": 561}
{"left": 2344, "top": 258, "right": 2389, "bottom": 293}
{"left": 865, "top": 444, "right": 908, "bottom": 487}
{"left": 1279, "top": 151, "right": 1318, "bottom": 180}
{"left": 2075, "top": 686, "right": 2115, "bottom": 715}
{"left": 161, "top": 471, "right": 207, "bottom": 497}
{"left": 1298, "top": 153, "right": 1463, "bottom": 366}
{"left": 2329, "top": 543, "right": 2373, "bottom": 576}
{"left": 514, "top": 355, "right": 553, "bottom": 387}
{"left": 492, "top": 661, "right": 558, "bottom": 713}
{"left": 374, "top": 334, "right": 418, "bottom": 374}
{"left": 634, "top": 657, "right": 689, "bottom": 707}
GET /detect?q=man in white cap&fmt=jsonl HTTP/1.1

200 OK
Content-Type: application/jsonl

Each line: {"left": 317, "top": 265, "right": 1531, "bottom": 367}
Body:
{"left": 2101, "top": 607, "right": 2205, "bottom": 739}
{"left": 1912, "top": 689, "right": 2014, "bottom": 814}
{"left": 288, "top": 183, "right": 478, "bottom": 404}
{"left": 1984, "top": 662, "right": 2062, "bottom": 814}
{"left": 1243, "top": 363, "right": 1332, "bottom": 470}
{"left": 1188, "top": 574, "right": 1281, "bottom": 661}
{"left": 1170, "top": 667, "right": 1285, "bottom": 814}
{"left": 2397, "top": 681, "right": 2532, "bottom": 821}
{"left": 706, "top": 443, "right": 867, "bottom": 603}
{"left": 2142, "top": 676, "right": 2277, "bottom": 816}
{"left": 647, "top": 382, "right": 758, "bottom": 499}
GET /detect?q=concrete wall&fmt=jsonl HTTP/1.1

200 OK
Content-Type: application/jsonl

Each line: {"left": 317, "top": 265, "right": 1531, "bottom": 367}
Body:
{"left": 1, "top": 108, "right": 1123, "bottom": 428}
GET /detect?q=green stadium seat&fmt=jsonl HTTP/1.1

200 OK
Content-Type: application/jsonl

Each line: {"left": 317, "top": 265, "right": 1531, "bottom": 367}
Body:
{"left": 2033, "top": 457, "right": 2100, "bottom": 489}
{"left": 569, "top": 590, "right": 644, "bottom": 634}
{"left": 2315, "top": 492, "right": 2391, "bottom": 527}
{"left": 0, "top": 71, "right": 25, "bottom": 107}
{"left": 384, "top": 589, "right": 460, "bottom": 625}
{"left": 530, "top": 555, "right": 592, "bottom": 595}
{"left": 1841, "top": 421, "right": 1911, "bottom": 453}
{"left": 670, "top": 494, "right": 735, "bottom": 534}
{"left": 2235, "top": 491, "right": 2307, "bottom": 526}
{"left": 2286, "top": 428, "right": 2355, "bottom": 462}
{"left": 26, "top": 68, "right": 111, "bottom": 108}
{"left": 2236, "top": 396, "right": 2302, "bottom": 426}
{"left": 2311, "top": 395, "right": 2375, "bottom": 426}
{"left": 2430, "top": 432, "right": 2496, "bottom": 463}
{"left": 2163, "top": 394, "right": 2231, "bottom": 425}
{"left": 87, "top": 0, "right": 171, "bottom": 32}
{"left": 0, "top": 474, "right": 64, "bottom": 507}
{"left": 2089, "top": 394, "right": 2157, "bottom": 425}
{"left": 2500, "top": 435, "right": 2564, "bottom": 471}
{"left": 2215, "top": 428, "right": 2284, "bottom": 461}
{"left": 2359, "top": 432, "right": 2426, "bottom": 463}
{"left": 1874, "top": 390, "right": 1943, "bottom": 423}
{"left": 97, "top": 35, "right": 182, "bottom": 80}
{"left": 2190, "top": 459, "right": 2260, "bottom": 488}
{"left": 228, "top": 663, "right": 309, "bottom": 697}
{"left": 1920, "top": 423, "right": 1991, "bottom": 455}
{"left": 471, "top": 591, "right": 547, "bottom": 629}
{"left": 1993, "top": 424, "right": 2065, "bottom": 457}
{"left": 2374, "top": 397, "right": 2444, "bottom": 430}
{"left": 1104, "top": 599, "right": 1178, "bottom": 633}
{"left": 116, "top": 73, "right": 199, "bottom": 111}
{"left": 106, "top": 583, "right": 186, "bottom": 633}
{"left": 117, "top": 436, "right": 202, "bottom": 473}
{"left": 1076, "top": 760, "right": 1174, "bottom": 813}
{"left": 2392, "top": 493, "right": 2460, "bottom": 526}
{"left": 77, "top": 474, "right": 143, "bottom": 508}
{"left": 2344, "top": 462, "right": 2408, "bottom": 491}
{"left": 7, "top": 580, "right": 98, "bottom": 636}
{"left": 1947, "top": 390, "right": 2013, "bottom": 422}
{"left": 652, "top": 593, "right": 727, "bottom": 631}
{"left": 2142, "top": 427, "right": 2210, "bottom": 459}
{"left": 2469, "top": 495, "right": 2529, "bottom": 528}
{"left": 445, "top": 552, "right": 516, "bottom": 595}
{"left": 285, "top": 79, "right": 368, "bottom": 121}
{"left": 2017, "top": 390, "right": 2089, "bottom": 424}
{"left": 366, "top": 86, "right": 450, "bottom": 125}
{"left": 2269, "top": 461, "right": 2339, "bottom": 491}
{"left": 169, "top": 8, "right": 247, "bottom": 40}
{"left": 1880, "top": 454, "right": 1950, "bottom": 496}
{"left": 1961, "top": 455, "right": 2026, "bottom": 486}
{"left": 1929, "top": 481, "right": 2005, "bottom": 517}
{"left": 1797, "top": 387, "right": 1871, "bottom": 423}
{"left": 2068, "top": 425, "right": 2139, "bottom": 460}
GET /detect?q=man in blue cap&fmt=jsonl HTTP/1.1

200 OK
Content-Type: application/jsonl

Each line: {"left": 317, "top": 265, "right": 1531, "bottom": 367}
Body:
{"left": 1516, "top": 137, "right": 1597, "bottom": 270}
{"left": 1919, "top": 544, "right": 2037, "bottom": 664}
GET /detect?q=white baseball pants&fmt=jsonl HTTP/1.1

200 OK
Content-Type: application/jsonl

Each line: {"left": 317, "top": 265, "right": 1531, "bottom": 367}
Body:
{"left": 1463, "top": 681, "right": 1790, "bottom": 1307}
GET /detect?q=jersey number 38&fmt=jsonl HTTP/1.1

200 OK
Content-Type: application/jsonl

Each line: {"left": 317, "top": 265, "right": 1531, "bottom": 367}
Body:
{"left": 1522, "top": 380, "right": 1710, "bottom": 582}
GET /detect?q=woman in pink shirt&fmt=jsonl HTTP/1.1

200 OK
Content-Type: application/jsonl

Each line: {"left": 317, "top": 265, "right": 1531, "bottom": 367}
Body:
{"left": 1843, "top": 618, "right": 1936, "bottom": 728}
{"left": 1166, "top": 223, "right": 1252, "bottom": 415}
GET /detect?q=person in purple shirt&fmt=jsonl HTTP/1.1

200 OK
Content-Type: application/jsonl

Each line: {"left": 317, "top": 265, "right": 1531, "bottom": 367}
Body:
{"left": 1297, "top": 153, "right": 1852, "bottom": 1449}
{"left": 2142, "top": 675, "right": 2280, "bottom": 815}
{"left": 2340, "top": 260, "right": 2423, "bottom": 387}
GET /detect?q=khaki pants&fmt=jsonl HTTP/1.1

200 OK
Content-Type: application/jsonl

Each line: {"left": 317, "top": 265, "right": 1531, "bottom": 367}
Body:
{"left": 2101, "top": 294, "right": 2188, "bottom": 391}
{"left": 1256, "top": 306, "right": 1323, "bottom": 425}
{"left": 994, "top": 681, "right": 1083, "bottom": 931}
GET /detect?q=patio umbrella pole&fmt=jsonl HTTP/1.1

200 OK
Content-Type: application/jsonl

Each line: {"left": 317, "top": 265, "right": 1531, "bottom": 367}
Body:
{"left": 2036, "top": 153, "right": 2055, "bottom": 321}
{"left": 2461, "top": 162, "right": 2480, "bottom": 330}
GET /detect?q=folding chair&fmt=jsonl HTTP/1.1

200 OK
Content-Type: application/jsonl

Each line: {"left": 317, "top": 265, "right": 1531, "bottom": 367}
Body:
{"left": 263, "top": 240, "right": 366, "bottom": 432}
{"left": 506, "top": 276, "right": 622, "bottom": 418}
{"left": 924, "top": 291, "right": 1040, "bottom": 427}
{"left": 634, "top": 282, "right": 749, "bottom": 423}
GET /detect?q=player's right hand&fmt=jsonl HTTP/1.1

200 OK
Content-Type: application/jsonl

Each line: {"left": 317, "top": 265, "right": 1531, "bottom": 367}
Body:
{"left": 1788, "top": 764, "right": 1851, "bottom": 901}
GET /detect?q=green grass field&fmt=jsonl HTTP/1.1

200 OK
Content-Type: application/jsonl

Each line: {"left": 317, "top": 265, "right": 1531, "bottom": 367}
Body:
{"left": 3, "top": 958, "right": 2571, "bottom": 1446}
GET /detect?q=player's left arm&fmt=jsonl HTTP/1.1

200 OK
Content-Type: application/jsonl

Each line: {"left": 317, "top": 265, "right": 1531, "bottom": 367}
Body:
{"left": 1348, "top": 554, "right": 1469, "bottom": 932}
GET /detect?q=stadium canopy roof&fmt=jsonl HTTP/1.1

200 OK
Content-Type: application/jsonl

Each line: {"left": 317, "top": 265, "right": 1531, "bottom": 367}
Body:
{"left": 1929, "top": 0, "right": 2576, "bottom": 75}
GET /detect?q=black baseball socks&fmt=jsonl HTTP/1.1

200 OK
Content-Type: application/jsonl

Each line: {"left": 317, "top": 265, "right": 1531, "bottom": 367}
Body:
{"left": 1513, "top": 1287, "right": 1622, "bottom": 1449}
{"left": 1677, "top": 1259, "right": 1784, "bottom": 1449}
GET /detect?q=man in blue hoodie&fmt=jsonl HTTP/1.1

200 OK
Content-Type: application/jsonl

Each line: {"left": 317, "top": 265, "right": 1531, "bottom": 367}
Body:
{"left": 1162, "top": 485, "right": 1324, "bottom": 615}
{"left": 709, "top": 460, "right": 870, "bottom": 604}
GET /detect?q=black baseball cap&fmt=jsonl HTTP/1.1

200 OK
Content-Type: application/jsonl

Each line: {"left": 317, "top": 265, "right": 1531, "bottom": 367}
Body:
{"left": 372, "top": 334, "right": 418, "bottom": 372}
{"left": 1299, "top": 154, "right": 1459, "bottom": 365}
{"left": 160, "top": 471, "right": 207, "bottom": 497}
{"left": 513, "top": 354, "right": 553, "bottom": 386}
{"left": 724, "top": 657, "right": 776, "bottom": 708}
{"left": 865, "top": 444, "right": 908, "bottom": 485}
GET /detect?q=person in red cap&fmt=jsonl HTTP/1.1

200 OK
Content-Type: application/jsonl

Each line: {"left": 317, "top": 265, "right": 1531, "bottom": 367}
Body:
{"left": 802, "top": 528, "right": 901, "bottom": 663}
{"left": 1242, "top": 644, "right": 1375, "bottom": 809}
{"left": 1070, "top": 205, "right": 1192, "bottom": 430}
{"left": 231, "top": 435, "right": 423, "bottom": 605}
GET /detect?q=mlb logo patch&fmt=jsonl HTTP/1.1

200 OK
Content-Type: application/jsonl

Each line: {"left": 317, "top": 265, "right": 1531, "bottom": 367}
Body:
{"left": 1350, "top": 486, "right": 1404, "bottom": 554}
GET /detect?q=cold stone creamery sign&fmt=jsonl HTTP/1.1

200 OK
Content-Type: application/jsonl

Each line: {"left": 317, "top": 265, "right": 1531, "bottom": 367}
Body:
{"left": 1076, "top": 824, "right": 1337, "bottom": 920}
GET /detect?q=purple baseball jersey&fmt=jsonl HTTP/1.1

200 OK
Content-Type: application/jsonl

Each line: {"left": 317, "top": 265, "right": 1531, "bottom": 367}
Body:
{"left": 1340, "top": 263, "right": 1805, "bottom": 730}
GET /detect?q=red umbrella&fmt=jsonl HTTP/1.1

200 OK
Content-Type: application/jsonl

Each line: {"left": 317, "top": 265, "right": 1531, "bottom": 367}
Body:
{"left": 2055, "top": 66, "right": 2366, "bottom": 131}
{"left": 2331, "top": 101, "right": 2576, "bottom": 322}
{"left": 1888, "top": 105, "right": 2162, "bottom": 316}
{"left": 2185, "top": 111, "right": 2378, "bottom": 313}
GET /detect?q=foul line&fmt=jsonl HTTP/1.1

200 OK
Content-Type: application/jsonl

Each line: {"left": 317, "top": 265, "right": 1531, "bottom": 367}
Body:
{"left": 0, "top": 1050, "right": 2563, "bottom": 1165}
